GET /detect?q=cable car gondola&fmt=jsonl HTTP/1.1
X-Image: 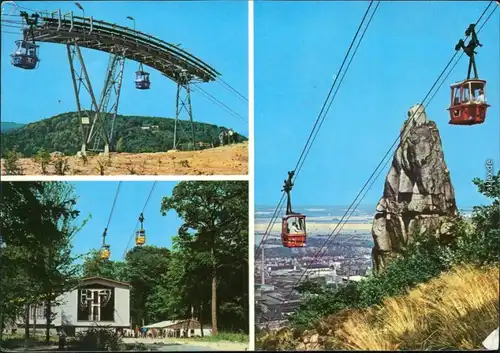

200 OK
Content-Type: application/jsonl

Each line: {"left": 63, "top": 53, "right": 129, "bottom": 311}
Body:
{"left": 448, "top": 24, "right": 490, "bottom": 125}
{"left": 11, "top": 40, "right": 40, "bottom": 70}
{"left": 100, "top": 244, "right": 111, "bottom": 260}
{"left": 100, "top": 228, "right": 111, "bottom": 260}
{"left": 135, "top": 213, "right": 146, "bottom": 246}
{"left": 281, "top": 171, "right": 307, "bottom": 248}
{"left": 135, "top": 63, "right": 150, "bottom": 90}
{"left": 10, "top": 13, "right": 41, "bottom": 70}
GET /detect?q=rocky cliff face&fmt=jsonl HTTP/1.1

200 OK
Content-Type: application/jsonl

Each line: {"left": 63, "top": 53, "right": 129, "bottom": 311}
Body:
{"left": 371, "top": 104, "right": 458, "bottom": 273}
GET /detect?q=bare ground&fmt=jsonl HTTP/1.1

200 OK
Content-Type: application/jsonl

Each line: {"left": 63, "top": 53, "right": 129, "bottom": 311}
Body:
{"left": 122, "top": 338, "right": 248, "bottom": 351}
{"left": 1, "top": 142, "right": 248, "bottom": 176}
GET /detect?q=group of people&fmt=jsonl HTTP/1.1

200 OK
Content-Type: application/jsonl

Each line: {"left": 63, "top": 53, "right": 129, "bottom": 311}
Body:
{"left": 219, "top": 128, "right": 235, "bottom": 146}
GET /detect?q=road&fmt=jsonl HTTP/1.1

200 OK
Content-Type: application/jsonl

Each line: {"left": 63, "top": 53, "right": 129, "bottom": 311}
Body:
{"left": 122, "top": 338, "right": 247, "bottom": 351}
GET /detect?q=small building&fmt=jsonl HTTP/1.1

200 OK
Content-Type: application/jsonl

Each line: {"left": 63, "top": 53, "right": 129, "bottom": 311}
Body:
{"left": 16, "top": 277, "right": 131, "bottom": 336}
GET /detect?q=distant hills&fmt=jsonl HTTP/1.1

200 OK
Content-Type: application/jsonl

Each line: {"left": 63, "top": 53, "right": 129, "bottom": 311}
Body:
{"left": 1, "top": 112, "right": 246, "bottom": 157}
{"left": 1, "top": 121, "right": 25, "bottom": 133}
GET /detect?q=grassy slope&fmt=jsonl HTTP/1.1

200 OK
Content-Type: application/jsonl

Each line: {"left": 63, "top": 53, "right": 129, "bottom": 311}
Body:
{"left": 259, "top": 264, "right": 499, "bottom": 350}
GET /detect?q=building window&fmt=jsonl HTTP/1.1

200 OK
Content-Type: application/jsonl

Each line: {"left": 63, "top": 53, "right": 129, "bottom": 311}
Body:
{"left": 29, "top": 303, "right": 46, "bottom": 320}
{"left": 77, "top": 285, "right": 115, "bottom": 322}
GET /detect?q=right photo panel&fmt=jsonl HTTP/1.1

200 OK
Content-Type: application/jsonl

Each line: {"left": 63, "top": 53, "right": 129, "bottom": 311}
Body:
{"left": 254, "top": 1, "right": 499, "bottom": 351}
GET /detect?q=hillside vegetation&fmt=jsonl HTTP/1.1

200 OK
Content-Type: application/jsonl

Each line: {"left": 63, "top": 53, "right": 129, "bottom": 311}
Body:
{"left": 1, "top": 112, "right": 246, "bottom": 157}
{"left": 257, "top": 171, "right": 500, "bottom": 350}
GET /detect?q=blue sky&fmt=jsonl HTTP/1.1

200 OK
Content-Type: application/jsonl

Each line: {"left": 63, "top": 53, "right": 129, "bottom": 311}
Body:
{"left": 69, "top": 181, "right": 182, "bottom": 262}
{"left": 1, "top": 1, "right": 248, "bottom": 136}
{"left": 255, "top": 1, "right": 499, "bottom": 209}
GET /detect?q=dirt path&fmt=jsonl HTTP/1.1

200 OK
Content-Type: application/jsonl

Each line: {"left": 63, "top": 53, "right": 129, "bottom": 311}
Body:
{"left": 1, "top": 142, "right": 248, "bottom": 176}
{"left": 122, "top": 337, "right": 248, "bottom": 351}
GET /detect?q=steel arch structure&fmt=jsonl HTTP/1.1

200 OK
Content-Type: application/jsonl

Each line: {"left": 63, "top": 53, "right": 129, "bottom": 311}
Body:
{"left": 18, "top": 9, "right": 220, "bottom": 154}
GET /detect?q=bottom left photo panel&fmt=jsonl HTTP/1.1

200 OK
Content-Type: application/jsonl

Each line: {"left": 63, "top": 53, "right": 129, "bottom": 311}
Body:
{"left": 0, "top": 180, "right": 249, "bottom": 351}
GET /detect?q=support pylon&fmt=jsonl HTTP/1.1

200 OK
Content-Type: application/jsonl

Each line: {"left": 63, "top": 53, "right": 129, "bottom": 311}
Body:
{"left": 91, "top": 49, "right": 126, "bottom": 152}
{"left": 66, "top": 43, "right": 125, "bottom": 155}
{"left": 173, "top": 71, "right": 196, "bottom": 151}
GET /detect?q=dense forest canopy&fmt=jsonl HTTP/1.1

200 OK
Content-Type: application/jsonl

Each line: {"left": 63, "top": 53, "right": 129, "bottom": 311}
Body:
{"left": 1, "top": 113, "right": 247, "bottom": 157}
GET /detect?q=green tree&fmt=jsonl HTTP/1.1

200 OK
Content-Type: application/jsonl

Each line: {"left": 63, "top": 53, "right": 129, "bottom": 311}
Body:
{"left": 82, "top": 250, "right": 128, "bottom": 281}
{"left": 0, "top": 182, "right": 86, "bottom": 341}
{"left": 445, "top": 170, "right": 500, "bottom": 266}
{"left": 161, "top": 181, "right": 248, "bottom": 335}
{"left": 3, "top": 149, "right": 23, "bottom": 175}
{"left": 115, "top": 137, "right": 124, "bottom": 153}
{"left": 124, "top": 246, "right": 170, "bottom": 327}
{"left": 33, "top": 148, "right": 51, "bottom": 174}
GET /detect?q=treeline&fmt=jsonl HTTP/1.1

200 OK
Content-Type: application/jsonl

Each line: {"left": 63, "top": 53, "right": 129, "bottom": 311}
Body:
{"left": 257, "top": 172, "right": 500, "bottom": 349}
{"left": 0, "top": 181, "right": 249, "bottom": 344}
{"left": 1, "top": 113, "right": 247, "bottom": 157}
{"left": 0, "top": 182, "right": 84, "bottom": 342}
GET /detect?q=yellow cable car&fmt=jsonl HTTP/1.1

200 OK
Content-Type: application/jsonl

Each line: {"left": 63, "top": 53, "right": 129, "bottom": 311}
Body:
{"left": 135, "top": 229, "right": 146, "bottom": 246}
{"left": 135, "top": 213, "right": 146, "bottom": 246}
{"left": 100, "top": 245, "right": 110, "bottom": 260}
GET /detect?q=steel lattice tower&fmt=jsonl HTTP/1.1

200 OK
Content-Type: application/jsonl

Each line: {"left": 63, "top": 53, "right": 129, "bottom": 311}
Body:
{"left": 173, "top": 71, "right": 196, "bottom": 151}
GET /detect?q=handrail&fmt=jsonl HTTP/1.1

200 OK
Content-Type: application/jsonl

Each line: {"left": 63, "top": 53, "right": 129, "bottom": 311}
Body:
{"left": 38, "top": 14, "right": 219, "bottom": 78}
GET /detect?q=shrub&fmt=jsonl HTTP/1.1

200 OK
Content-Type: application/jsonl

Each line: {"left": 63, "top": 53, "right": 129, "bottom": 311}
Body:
{"left": 73, "top": 327, "right": 123, "bottom": 351}
{"left": 33, "top": 148, "right": 51, "bottom": 174}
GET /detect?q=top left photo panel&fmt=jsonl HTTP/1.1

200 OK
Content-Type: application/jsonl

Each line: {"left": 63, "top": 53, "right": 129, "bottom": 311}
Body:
{"left": 1, "top": 1, "right": 249, "bottom": 176}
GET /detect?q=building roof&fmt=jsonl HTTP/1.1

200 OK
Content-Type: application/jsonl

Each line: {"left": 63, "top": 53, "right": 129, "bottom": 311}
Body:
{"left": 341, "top": 275, "right": 364, "bottom": 282}
{"left": 143, "top": 319, "right": 212, "bottom": 329}
{"left": 79, "top": 277, "right": 132, "bottom": 288}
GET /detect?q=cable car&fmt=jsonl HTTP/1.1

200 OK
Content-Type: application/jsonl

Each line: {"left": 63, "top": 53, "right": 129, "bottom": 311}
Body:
{"left": 282, "top": 214, "right": 307, "bottom": 248}
{"left": 135, "top": 213, "right": 146, "bottom": 246}
{"left": 448, "top": 24, "right": 490, "bottom": 125}
{"left": 135, "top": 229, "right": 146, "bottom": 246}
{"left": 100, "top": 245, "right": 110, "bottom": 260}
{"left": 281, "top": 171, "right": 307, "bottom": 248}
{"left": 11, "top": 40, "right": 39, "bottom": 70}
{"left": 135, "top": 63, "right": 150, "bottom": 89}
{"left": 448, "top": 79, "right": 489, "bottom": 125}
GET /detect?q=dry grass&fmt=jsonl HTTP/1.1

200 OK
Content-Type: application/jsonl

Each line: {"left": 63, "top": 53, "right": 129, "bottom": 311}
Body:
{"left": 333, "top": 264, "right": 499, "bottom": 350}
{"left": 0, "top": 142, "right": 248, "bottom": 176}
{"left": 257, "top": 265, "right": 499, "bottom": 351}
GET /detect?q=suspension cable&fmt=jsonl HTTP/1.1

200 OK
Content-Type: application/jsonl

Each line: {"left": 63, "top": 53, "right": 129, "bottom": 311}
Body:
{"left": 105, "top": 181, "right": 122, "bottom": 230}
{"left": 192, "top": 83, "right": 247, "bottom": 121}
{"left": 122, "top": 181, "right": 157, "bottom": 258}
{"left": 100, "top": 181, "right": 122, "bottom": 248}
{"left": 255, "top": 1, "right": 379, "bottom": 260}
{"left": 217, "top": 77, "right": 248, "bottom": 102}
{"left": 267, "top": 1, "right": 495, "bottom": 323}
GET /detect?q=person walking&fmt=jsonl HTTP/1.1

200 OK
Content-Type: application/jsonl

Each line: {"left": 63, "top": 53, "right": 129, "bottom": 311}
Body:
{"left": 57, "top": 328, "right": 67, "bottom": 350}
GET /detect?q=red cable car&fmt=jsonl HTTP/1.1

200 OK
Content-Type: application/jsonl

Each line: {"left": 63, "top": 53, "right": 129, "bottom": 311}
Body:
{"left": 448, "top": 24, "right": 490, "bottom": 125}
{"left": 282, "top": 214, "right": 307, "bottom": 248}
{"left": 281, "top": 171, "right": 307, "bottom": 248}
{"left": 448, "top": 79, "right": 489, "bottom": 125}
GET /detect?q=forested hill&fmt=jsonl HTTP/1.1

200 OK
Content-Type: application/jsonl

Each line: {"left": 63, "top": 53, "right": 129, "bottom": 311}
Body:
{"left": 1, "top": 112, "right": 247, "bottom": 157}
